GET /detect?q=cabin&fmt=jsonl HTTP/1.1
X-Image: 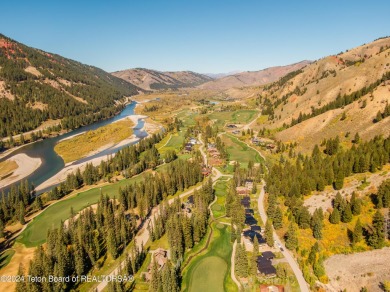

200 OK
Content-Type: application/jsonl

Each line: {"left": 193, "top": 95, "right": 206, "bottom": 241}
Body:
{"left": 240, "top": 196, "right": 250, "bottom": 208}
{"left": 226, "top": 124, "right": 237, "bottom": 128}
{"left": 243, "top": 229, "right": 265, "bottom": 243}
{"left": 260, "top": 285, "right": 284, "bottom": 292}
{"left": 245, "top": 208, "right": 254, "bottom": 214}
{"left": 257, "top": 251, "right": 276, "bottom": 277}
{"left": 245, "top": 214, "right": 258, "bottom": 226}
{"left": 189, "top": 138, "right": 198, "bottom": 145}
{"left": 236, "top": 186, "right": 250, "bottom": 195}
{"left": 202, "top": 167, "right": 212, "bottom": 176}
{"left": 245, "top": 180, "right": 254, "bottom": 191}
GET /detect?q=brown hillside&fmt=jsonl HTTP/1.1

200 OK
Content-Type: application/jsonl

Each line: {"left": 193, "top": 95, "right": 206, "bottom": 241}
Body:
{"left": 111, "top": 68, "right": 212, "bottom": 90}
{"left": 254, "top": 37, "right": 390, "bottom": 151}
{"left": 198, "top": 61, "right": 311, "bottom": 91}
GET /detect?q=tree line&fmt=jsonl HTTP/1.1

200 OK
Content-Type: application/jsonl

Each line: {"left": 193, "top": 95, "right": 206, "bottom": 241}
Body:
{"left": 0, "top": 133, "right": 163, "bottom": 239}
{"left": 16, "top": 157, "right": 205, "bottom": 291}
{"left": 148, "top": 179, "right": 214, "bottom": 292}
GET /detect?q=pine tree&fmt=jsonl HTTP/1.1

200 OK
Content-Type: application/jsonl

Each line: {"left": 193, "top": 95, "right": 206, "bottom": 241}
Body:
{"left": 253, "top": 236, "right": 259, "bottom": 255}
{"left": 368, "top": 210, "right": 385, "bottom": 249}
{"left": 342, "top": 204, "right": 353, "bottom": 223}
{"left": 265, "top": 219, "right": 274, "bottom": 247}
{"left": 285, "top": 222, "right": 298, "bottom": 250}
{"left": 351, "top": 193, "right": 362, "bottom": 215}
{"left": 352, "top": 218, "right": 363, "bottom": 244}
{"left": 18, "top": 202, "right": 25, "bottom": 224}
{"left": 329, "top": 208, "right": 340, "bottom": 224}
{"left": 273, "top": 207, "right": 283, "bottom": 229}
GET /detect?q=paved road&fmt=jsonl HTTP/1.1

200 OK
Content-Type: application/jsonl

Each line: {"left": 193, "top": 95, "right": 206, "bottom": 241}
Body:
{"left": 230, "top": 240, "right": 242, "bottom": 289}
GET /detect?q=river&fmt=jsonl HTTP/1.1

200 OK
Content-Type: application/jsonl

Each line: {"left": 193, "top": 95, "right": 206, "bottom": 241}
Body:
{"left": 0, "top": 102, "right": 148, "bottom": 194}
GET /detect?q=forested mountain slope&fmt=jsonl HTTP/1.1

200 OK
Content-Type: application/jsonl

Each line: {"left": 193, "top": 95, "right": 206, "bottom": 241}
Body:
{"left": 0, "top": 34, "right": 141, "bottom": 138}
{"left": 256, "top": 37, "right": 390, "bottom": 150}
{"left": 112, "top": 68, "right": 212, "bottom": 90}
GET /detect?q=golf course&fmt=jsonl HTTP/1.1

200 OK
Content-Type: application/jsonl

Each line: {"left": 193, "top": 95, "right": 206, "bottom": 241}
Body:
{"left": 182, "top": 222, "right": 237, "bottom": 292}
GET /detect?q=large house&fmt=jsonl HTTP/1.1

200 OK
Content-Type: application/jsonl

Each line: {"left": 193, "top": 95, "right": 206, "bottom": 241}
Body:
{"left": 257, "top": 251, "right": 276, "bottom": 277}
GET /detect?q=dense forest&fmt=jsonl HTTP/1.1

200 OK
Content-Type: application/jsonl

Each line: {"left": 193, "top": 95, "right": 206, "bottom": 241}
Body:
{"left": 0, "top": 133, "right": 163, "bottom": 237}
{"left": 0, "top": 33, "right": 140, "bottom": 138}
{"left": 148, "top": 178, "right": 214, "bottom": 292}
{"left": 16, "top": 157, "right": 205, "bottom": 292}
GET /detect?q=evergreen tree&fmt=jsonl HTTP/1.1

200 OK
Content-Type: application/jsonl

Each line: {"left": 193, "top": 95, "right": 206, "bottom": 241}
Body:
{"left": 273, "top": 207, "right": 283, "bottom": 229}
{"left": 265, "top": 219, "right": 274, "bottom": 247}
{"left": 329, "top": 208, "right": 340, "bottom": 224}
{"left": 342, "top": 204, "right": 353, "bottom": 223}
{"left": 285, "top": 222, "right": 298, "bottom": 250}
{"left": 368, "top": 210, "right": 385, "bottom": 249}
{"left": 352, "top": 218, "right": 363, "bottom": 244}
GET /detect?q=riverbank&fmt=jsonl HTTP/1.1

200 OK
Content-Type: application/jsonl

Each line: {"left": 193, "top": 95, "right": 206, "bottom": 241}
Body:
{"left": 0, "top": 154, "right": 42, "bottom": 189}
{"left": 35, "top": 135, "right": 139, "bottom": 192}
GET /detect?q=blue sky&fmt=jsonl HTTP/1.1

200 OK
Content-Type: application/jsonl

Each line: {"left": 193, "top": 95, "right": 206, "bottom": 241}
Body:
{"left": 1, "top": 0, "right": 389, "bottom": 73}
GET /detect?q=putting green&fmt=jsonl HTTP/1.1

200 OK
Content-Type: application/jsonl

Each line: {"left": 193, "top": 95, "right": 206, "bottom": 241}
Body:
{"left": 188, "top": 256, "right": 227, "bottom": 292}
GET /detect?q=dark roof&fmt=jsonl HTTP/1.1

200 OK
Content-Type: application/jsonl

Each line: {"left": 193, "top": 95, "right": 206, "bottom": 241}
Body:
{"left": 241, "top": 196, "right": 250, "bottom": 208}
{"left": 245, "top": 208, "right": 254, "bottom": 214}
{"left": 245, "top": 214, "right": 257, "bottom": 225}
{"left": 257, "top": 252, "right": 276, "bottom": 275}
{"left": 251, "top": 225, "right": 261, "bottom": 232}
{"left": 188, "top": 195, "right": 194, "bottom": 204}
{"left": 243, "top": 230, "right": 266, "bottom": 244}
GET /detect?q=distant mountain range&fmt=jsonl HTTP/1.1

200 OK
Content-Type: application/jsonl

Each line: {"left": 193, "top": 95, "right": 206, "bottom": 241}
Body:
{"left": 204, "top": 71, "right": 242, "bottom": 79}
{"left": 198, "top": 61, "right": 312, "bottom": 91}
{"left": 111, "top": 68, "right": 212, "bottom": 91}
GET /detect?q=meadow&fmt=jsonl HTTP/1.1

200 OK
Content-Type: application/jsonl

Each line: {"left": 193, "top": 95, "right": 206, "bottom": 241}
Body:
{"left": 54, "top": 119, "right": 134, "bottom": 163}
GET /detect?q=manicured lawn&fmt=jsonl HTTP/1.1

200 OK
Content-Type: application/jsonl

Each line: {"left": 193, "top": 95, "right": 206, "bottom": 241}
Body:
{"left": 222, "top": 134, "right": 263, "bottom": 167}
{"left": 189, "top": 256, "right": 227, "bottom": 292}
{"left": 207, "top": 110, "right": 258, "bottom": 127}
{"left": 212, "top": 181, "right": 229, "bottom": 218}
{"left": 0, "top": 249, "right": 15, "bottom": 269}
{"left": 17, "top": 173, "right": 148, "bottom": 247}
{"left": 182, "top": 223, "right": 237, "bottom": 292}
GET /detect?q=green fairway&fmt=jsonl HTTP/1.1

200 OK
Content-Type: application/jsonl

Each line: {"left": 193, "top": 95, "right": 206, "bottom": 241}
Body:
{"left": 222, "top": 134, "right": 262, "bottom": 167}
{"left": 207, "top": 110, "right": 258, "bottom": 127}
{"left": 17, "top": 152, "right": 194, "bottom": 248}
{"left": 17, "top": 173, "right": 148, "bottom": 247}
{"left": 182, "top": 223, "right": 237, "bottom": 292}
{"left": 211, "top": 180, "right": 229, "bottom": 218}
{"left": 189, "top": 256, "right": 227, "bottom": 292}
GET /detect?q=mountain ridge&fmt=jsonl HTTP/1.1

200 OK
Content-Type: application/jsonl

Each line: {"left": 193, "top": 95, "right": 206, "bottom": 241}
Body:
{"left": 111, "top": 68, "right": 212, "bottom": 90}
{"left": 0, "top": 33, "right": 141, "bottom": 138}
{"left": 198, "top": 60, "right": 312, "bottom": 91}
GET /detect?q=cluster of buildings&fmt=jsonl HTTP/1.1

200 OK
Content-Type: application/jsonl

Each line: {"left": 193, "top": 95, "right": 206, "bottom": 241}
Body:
{"left": 183, "top": 137, "right": 199, "bottom": 153}
{"left": 251, "top": 137, "right": 276, "bottom": 150}
{"left": 207, "top": 143, "right": 223, "bottom": 165}
{"left": 237, "top": 181, "right": 278, "bottom": 279}
{"left": 236, "top": 179, "right": 254, "bottom": 196}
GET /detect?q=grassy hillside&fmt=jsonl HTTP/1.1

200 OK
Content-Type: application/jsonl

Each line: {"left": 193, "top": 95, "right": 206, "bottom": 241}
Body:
{"left": 253, "top": 37, "right": 390, "bottom": 151}
{"left": 112, "top": 68, "right": 212, "bottom": 90}
{"left": 0, "top": 33, "right": 141, "bottom": 139}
